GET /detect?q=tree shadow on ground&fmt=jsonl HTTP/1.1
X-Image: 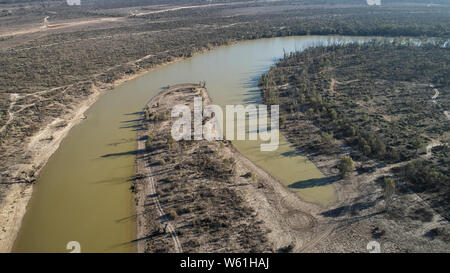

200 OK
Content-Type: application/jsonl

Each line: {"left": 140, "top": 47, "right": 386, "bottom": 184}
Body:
{"left": 321, "top": 197, "right": 384, "bottom": 218}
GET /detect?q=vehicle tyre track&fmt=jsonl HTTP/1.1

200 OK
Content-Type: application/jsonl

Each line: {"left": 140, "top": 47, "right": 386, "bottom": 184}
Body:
{"left": 137, "top": 129, "right": 183, "bottom": 253}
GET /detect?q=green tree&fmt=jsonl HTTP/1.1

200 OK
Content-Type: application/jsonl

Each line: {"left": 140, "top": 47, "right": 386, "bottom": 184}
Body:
{"left": 167, "top": 135, "right": 175, "bottom": 149}
{"left": 320, "top": 132, "right": 335, "bottom": 149}
{"left": 412, "top": 137, "right": 424, "bottom": 150}
{"left": 338, "top": 156, "right": 354, "bottom": 178}
{"left": 280, "top": 116, "right": 286, "bottom": 128}
{"left": 329, "top": 109, "right": 337, "bottom": 121}
{"left": 384, "top": 177, "right": 395, "bottom": 211}
{"left": 145, "top": 134, "right": 154, "bottom": 151}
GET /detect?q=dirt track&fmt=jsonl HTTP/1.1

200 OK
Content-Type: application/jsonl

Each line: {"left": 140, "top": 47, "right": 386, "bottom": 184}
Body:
{"left": 133, "top": 3, "right": 229, "bottom": 17}
{"left": 0, "top": 17, "right": 122, "bottom": 38}
{"left": 136, "top": 134, "right": 183, "bottom": 253}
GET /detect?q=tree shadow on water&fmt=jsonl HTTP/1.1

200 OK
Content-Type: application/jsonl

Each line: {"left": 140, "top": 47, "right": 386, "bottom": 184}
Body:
{"left": 288, "top": 175, "right": 340, "bottom": 189}
{"left": 281, "top": 149, "right": 305, "bottom": 157}
{"left": 242, "top": 92, "right": 261, "bottom": 104}
{"left": 120, "top": 118, "right": 141, "bottom": 123}
{"left": 91, "top": 176, "right": 128, "bottom": 185}
{"left": 124, "top": 111, "right": 143, "bottom": 116}
{"left": 101, "top": 148, "right": 146, "bottom": 158}
{"left": 108, "top": 231, "right": 164, "bottom": 250}
{"left": 119, "top": 124, "right": 142, "bottom": 129}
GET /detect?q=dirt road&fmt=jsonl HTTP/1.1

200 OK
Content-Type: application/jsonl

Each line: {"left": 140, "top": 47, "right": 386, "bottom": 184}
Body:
{"left": 0, "top": 17, "right": 122, "bottom": 38}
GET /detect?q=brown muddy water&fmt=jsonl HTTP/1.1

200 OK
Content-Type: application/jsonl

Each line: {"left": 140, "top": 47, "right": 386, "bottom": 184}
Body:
{"left": 13, "top": 36, "right": 372, "bottom": 252}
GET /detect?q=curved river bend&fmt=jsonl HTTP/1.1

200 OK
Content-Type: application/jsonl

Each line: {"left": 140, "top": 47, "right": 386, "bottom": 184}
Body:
{"left": 14, "top": 36, "right": 371, "bottom": 252}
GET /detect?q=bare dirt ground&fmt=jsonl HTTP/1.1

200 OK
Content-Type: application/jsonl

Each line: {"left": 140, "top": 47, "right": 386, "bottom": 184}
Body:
{"left": 430, "top": 84, "right": 450, "bottom": 121}
{"left": 445, "top": 111, "right": 450, "bottom": 120}
{"left": 133, "top": 3, "right": 233, "bottom": 17}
